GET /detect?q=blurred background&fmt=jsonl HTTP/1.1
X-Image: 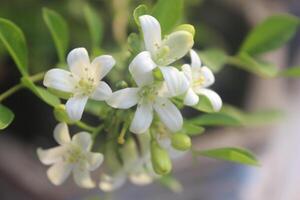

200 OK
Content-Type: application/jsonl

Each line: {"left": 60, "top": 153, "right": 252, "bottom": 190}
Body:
{"left": 0, "top": 0, "right": 300, "bottom": 199}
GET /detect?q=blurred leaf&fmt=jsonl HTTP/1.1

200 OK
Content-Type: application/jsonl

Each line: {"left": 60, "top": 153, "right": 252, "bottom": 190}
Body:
{"left": 133, "top": 4, "right": 148, "bottom": 26}
{"left": 159, "top": 175, "right": 182, "bottom": 193}
{"left": 21, "top": 77, "right": 60, "bottom": 107}
{"left": 83, "top": 5, "right": 103, "bottom": 54}
{"left": 43, "top": 8, "right": 69, "bottom": 64}
{"left": 195, "top": 24, "right": 227, "bottom": 49}
{"left": 182, "top": 122, "right": 205, "bottom": 136}
{"left": 127, "top": 33, "right": 141, "bottom": 56}
{"left": 231, "top": 53, "right": 278, "bottom": 78}
{"left": 194, "top": 147, "right": 259, "bottom": 166}
{"left": 240, "top": 14, "right": 300, "bottom": 56}
{"left": 198, "top": 48, "right": 228, "bottom": 72}
{"left": 190, "top": 112, "right": 242, "bottom": 127}
{"left": 0, "top": 104, "right": 14, "bottom": 130}
{"left": 279, "top": 66, "right": 300, "bottom": 77}
{"left": 152, "top": 0, "right": 183, "bottom": 34}
{"left": 192, "top": 95, "right": 215, "bottom": 113}
{"left": 0, "top": 18, "right": 28, "bottom": 76}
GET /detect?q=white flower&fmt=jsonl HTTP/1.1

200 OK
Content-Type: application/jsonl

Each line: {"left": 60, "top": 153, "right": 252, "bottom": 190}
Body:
{"left": 107, "top": 52, "right": 189, "bottom": 134}
{"left": 43, "top": 48, "right": 115, "bottom": 121}
{"left": 37, "top": 123, "right": 103, "bottom": 188}
{"left": 139, "top": 15, "right": 194, "bottom": 66}
{"left": 182, "top": 50, "right": 222, "bottom": 111}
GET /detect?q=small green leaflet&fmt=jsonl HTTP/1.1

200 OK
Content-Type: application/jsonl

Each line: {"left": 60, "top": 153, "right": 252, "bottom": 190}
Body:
{"left": 182, "top": 122, "right": 205, "bottom": 136}
{"left": 0, "top": 18, "right": 28, "bottom": 76}
{"left": 0, "top": 104, "right": 14, "bottom": 130}
{"left": 199, "top": 48, "right": 228, "bottom": 73}
{"left": 43, "top": 8, "right": 69, "bottom": 64}
{"left": 84, "top": 5, "right": 103, "bottom": 54}
{"left": 280, "top": 66, "right": 300, "bottom": 77}
{"left": 240, "top": 14, "right": 300, "bottom": 56}
{"left": 190, "top": 112, "right": 242, "bottom": 127}
{"left": 192, "top": 94, "right": 216, "bottom": 113}
{"left": 159, "top": 175, "right": 183, "bottom": 193}
{"left": 152, "top": 0, "right": 183, "bottom": 34}
{"left": 133, "top": 4, "right": 148, "bottom": 26}
{"left": 194, "top": 147, "right": 259, "bottom": 166}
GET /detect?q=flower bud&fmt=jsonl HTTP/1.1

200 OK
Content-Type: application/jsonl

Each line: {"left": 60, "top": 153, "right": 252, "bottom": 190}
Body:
{"left": 120, "top": 137, "right": 139, "bottom": 167}
{"left": 171, "top": 133, "right": 191, "bottom": 151}
{"left": 53, "top": 104, "right": 73, "bottom": 123}
{"left": 115, "top": 80, "right": 128, "bottom": 89}
{"left": 175, "top": 24, "right": 195, "bottom": 37}
{"left": 151, "top": 140, "right": 172, "bottom": 175}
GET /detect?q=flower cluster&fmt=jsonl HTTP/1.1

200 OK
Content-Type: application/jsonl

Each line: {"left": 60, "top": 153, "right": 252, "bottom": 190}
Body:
{"left": 38, "top": 15, "right": 222, "bottom": 189}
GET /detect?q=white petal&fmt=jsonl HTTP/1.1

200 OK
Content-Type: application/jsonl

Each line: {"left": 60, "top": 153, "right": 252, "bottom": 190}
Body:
{"left": 53, "top": 123, "right": 71, "bottom": 145}
{"left": 197, "top": 89, "right": 222, "bottom": 111}
{"left": 91, "top": 55, "right": 115, "bottom": 81}
{"left": 154, "top": 98, "right": 183, "bottom": 132}
{"left": 160, "top": 66, "right": 189, "bottom": 97}
{"left": 67, "top": 48, "right": 90, "bottom": 76}
{"left": 65, "top": 95, "right": 88, "bottom": 121}
{"left": 72, "top": 132, "right": 92, "bottom": 151}
{"left": 190, "top": 49, "right": 201, "bottom": 68}
{"left": 90, "top": 81, "right": 112, "bottom": 101}
{"left": 184, "top": 88, "right": 199, "bottom": 106}
{"left": 47, "top": 162, "right": 72, "bottom": 185}
{"left": 43, "top": 69, "right": 76, "bottom": 93}
{"left": 129, "top": 172, "right": 153, "bottom": 185}
{"left": 107, "top": 88, "right": 139, "bottom": 109}
{"left": 130, "top": 102, "right": 153, "bottom": 134}
{"left": 201, "top": 66, "right": 215, "bottom": 87}
{"left": 37, "top": 146, "right": 66, "bottom": 165}
{"left": 181, "top": 64, "right": 193, "bottom": 82}
{"left": 87, "top": 152, "right": 104, "bottom": 171}
{"left": 129, "top": 51, "right": 156, "bottom": 86}
{"left": 73, "top": 166, "right": 95, "bottom": 188}
{"left": 139, "top": 15, "right": 162, "bottom": 55}
{"left": 99, "top": 174, "right": 126, "bottom": 192}
{"left": 160, "top": 31, "right": 194, "bottom": 66}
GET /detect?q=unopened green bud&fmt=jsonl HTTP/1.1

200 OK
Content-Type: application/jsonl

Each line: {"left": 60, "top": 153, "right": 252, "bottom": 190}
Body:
{"left": 171, "top": 133, "right": 191, "bottom": 151}
{"left": 153, "top": 68, "right": 164, "bottom": 82}
{"left": 53, "top": 104, "right": 73, "bottom": 123}
{"left": 151, "top": 140, "right": 172, "bottom": 175}
{"left": 120, "top": 137, "right": 138, "bottom": 167}
{"left": 115, "top": 80, "right": 128, "bottom": 89}
{"left": 175, "top": 24, "right": 195, "bottom": 37}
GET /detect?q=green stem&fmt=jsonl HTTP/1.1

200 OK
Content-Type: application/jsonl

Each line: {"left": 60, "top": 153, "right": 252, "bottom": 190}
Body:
{"left": 92, "top": 124, "right": 104, "bottom": 140}
{"left": 75, "top": 121, "right": 96, "bottom": 132}
{"left": 0, "top": 72, "right": 45, "bottom": 102}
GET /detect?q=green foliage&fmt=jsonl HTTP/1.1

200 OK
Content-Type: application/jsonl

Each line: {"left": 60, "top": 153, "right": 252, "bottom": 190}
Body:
{"left": 152, "top": 0, "right": 183, "bottom": 34}
{"left": 199, "top": 48, "right": 228, "bottom": 72}
{"left": 240, "top": 14, "right": 300, "bottom": 56}
{"left": 83, "top": 5, "right": 103, "bottom": 54}
{"left": 0, "top": 104, "right": 14, "bottom": 130}
{"left": 192, "top": 95, "right": 217, "bottom": 113}
{"left": 127, "top": 33, "right": 141, "bottom": 56}
{"left": 0, "top": 18, "right": 28, "bottom": 76}
{"left": 182, "top": 122, "right": 205, "bottom": 136}
{"left": 159, "top": 175, "right": 182, "bottom": 193}
{"left": 133, "top": 4, "right": 148, "bottom": 26}
{"left": 280, "top": 66, "right": 300, "bottom": 77}
{"left": 43, "top": 8, "right": 69, "bottom": 64}
{"left": 190, "top": 112, "right": 242, "bottom": 127}
{"left": 194, "top": 147, "right": 259, "bottom": 166}
{"left": 230, "top": 53, "right": 278, "bottom": 78}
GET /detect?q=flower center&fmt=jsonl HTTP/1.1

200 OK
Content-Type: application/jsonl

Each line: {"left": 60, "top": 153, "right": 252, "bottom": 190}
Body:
{"left": 76, "top": 77, "right": 96, "bottom": 96}
{"left": 154, "top": 45, "right": 170, "bottom": 66}
{"left": 138, "top": 83, "right": 161, "bottom": 103}
{"left": 65, "top": 145, "right": 86, "bottom": 164}
{"left": 192, "top": 75, "right": 205, "bottom": 88}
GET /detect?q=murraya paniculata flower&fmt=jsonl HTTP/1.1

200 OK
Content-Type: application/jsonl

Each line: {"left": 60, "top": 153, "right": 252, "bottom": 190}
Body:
{"left": 106, "top": 51, "right": 189, "bottom": 134}
{"left": 182, "top": 50, "right": 222, "bottom": 111}
{"left": 139, "top": 15, "right": 194, "bottom": 66}
{"left": 37, "top": 123, "right": 103, "bottom": 188}
{"left": 43, "top": 48, "right": 115, "bottom": 121}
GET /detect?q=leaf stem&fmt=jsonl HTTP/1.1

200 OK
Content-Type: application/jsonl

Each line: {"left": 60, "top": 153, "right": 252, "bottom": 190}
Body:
{"left": 0, "top": 72, "right": 45, "bottom": 102}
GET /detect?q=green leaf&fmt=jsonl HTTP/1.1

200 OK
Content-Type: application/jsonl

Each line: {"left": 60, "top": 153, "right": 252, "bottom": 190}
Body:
{"left": 0, "top": 104, "right": 14, "bottom": 130}
{"left": 0, "top": 18, "right": 28, "bottom": 76}
{"left": 190, "top": 113, "right": 242, "bottom": 127}
{"left": 43, "top": 8, "right": 69, "bottom": 64}
{"left": 231, "top": 53, "right": 278, "bottom": 78}
{"left": 83, "top": 5, "right": 103, "bottom": 54}
{"left": 152, "top": 0, "right": 184, "bottom": 34}
{"left": 182, "top": 122, "right": 205, "bottom": 136}
{"left": 159, "top": 175, "right": 182, "bottom": 193}
{"left": 192, "top": 95, "right": 216, "bottom": 113}
{"left": 240, "top": 14, "right": 300, "bottom": 56}
{"left": 280, "top": 66, "right": 300, "bottom": 77}
{"left": 21, "top": 77, "right": 60, "bottom": 107}
{"left": 133, "top": 4, "right": 148, "bottom": 26}
{"left": 198, "top": 48, "right": 228, "bottom": 72}
{"left": 127, "top": 33, "right": 142, "bottom": 56}
{"left": 195, "top": 147, "right": 259, "bottom": 166}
